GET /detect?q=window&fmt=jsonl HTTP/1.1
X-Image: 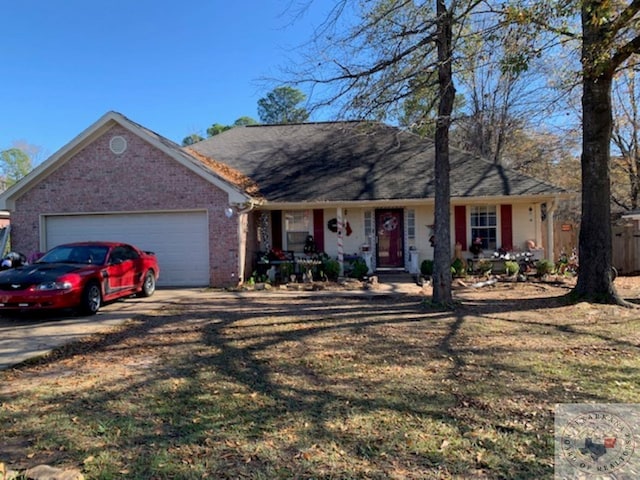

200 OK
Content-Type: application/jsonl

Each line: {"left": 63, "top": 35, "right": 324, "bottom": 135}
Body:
{"left": 364, "top": 210, "right": 373, "bottom": 239}
{"left": 109, "top": 245, "right": 140, "bottom": 264}
{"left": 407, "top": 209, "right": 416, "bottom": 240}
{"left": 470, "top": 206, "right": 497, "bottom": 250}
{"left": 284, "top": 210, "right": 310, "bottom": 252}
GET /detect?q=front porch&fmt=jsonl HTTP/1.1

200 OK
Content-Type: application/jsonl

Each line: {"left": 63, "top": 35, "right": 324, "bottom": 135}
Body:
{"left": 240, "top": 201, "right": 557, "bottom": 286}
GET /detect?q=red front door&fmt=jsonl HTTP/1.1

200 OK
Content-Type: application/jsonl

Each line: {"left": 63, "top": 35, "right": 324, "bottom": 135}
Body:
{"left": 376, "top": 209, "right": 404, "bottom": 268}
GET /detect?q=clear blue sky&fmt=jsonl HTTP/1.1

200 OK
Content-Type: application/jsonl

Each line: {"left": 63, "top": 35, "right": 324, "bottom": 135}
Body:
{"left": 1, "top": 1, "right": 335, "bottom": 160}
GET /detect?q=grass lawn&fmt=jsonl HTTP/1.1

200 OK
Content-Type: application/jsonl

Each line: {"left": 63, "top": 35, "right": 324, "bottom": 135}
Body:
{"left": 1, "top": 280, "right": 640, "bottom": 479}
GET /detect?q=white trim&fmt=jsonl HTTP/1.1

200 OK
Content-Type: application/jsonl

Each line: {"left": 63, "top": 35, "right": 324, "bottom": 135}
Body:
{"left": 468, "top": 204, "right": 500, "bottom": 251}
{"left": 259, "top": 195, "right": 569, "bottom": 211}
{"left": 109, "top": 135, "right": 127, "bottom": 154}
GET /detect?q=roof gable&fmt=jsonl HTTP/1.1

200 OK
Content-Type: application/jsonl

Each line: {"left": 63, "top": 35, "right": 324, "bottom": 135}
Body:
{"left": 0, "top": 111, "right": 255, "bottom": 210}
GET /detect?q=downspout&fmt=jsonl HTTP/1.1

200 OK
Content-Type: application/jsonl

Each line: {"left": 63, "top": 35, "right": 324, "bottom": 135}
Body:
{"left": 545, "top": 198, "right": 558, "bottom": 262}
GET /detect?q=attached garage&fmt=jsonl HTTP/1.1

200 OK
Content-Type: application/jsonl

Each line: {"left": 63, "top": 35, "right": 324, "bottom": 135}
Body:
{"left": 0, "top": 112, "right": 258, "bottom": 288}
{"left": 43, "top": 211, "right": 210, "bottom": 287}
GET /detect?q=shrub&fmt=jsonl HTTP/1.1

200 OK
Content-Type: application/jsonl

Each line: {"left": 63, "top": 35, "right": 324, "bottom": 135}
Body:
{"left": 451, "top": 258, "right": 466, "bottom": 277}
{"left": 504, "top": 261, "right": 520, "bottom": 276}
{"left": 536, "top": 259, "right": 556, "bottom": 276}
{"left": 476, "top": 259, "right": 493, "bottom": 274}
{"left": 322, "top": 257, "right": 341, "bottom": 281}
{"left": 349, "top": 257, "right": 369, "bottom": 279}
{"left": 280, "top": 262, "right": 294, "bottom": 279}
{"left": 421, "top": 259, "right": 434, "bottom": 276}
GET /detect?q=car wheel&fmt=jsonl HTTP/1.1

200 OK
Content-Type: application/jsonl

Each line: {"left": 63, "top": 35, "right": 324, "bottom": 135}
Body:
{"left": 80, "top": 282, "right": 102, "bottom": 315}
{"left": 138, "top": 270, "right": 156, "bottom": 298}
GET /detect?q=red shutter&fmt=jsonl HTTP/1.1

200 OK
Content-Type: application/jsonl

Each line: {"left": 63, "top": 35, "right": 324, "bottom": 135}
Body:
{"left": 454, "top": 206, "right": 467, "bottom": 250}
{"left": 313, "top": 209, "right": 324, "bottom": 253}
{"left": 500, "top": 205, "right": 513, "bottom": 251}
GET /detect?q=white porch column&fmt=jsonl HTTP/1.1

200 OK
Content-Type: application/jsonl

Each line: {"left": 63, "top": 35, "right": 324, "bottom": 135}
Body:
{"left": 546, "top": 199, "right": 557, "bottom": 262}
{"left": 337, "top": 207, "right": 344, "bottom": 277}
{"left": 237, "top": 212, "right": 246, "bottom": 285}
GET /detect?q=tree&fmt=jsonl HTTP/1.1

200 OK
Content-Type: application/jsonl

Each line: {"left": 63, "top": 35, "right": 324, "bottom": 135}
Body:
{"left": 233, "top": 116, "right": 258, "bottom": 127}
{"left": 574, "top": 0, "right": 640, "bottom": 303}
{"left": 182, "top": 117, "right": 258, "bottom": 146}
{"left": 287, "top": 0, "right": 482, "bottom": 305}
{"left": 11, "top": 140, "right": 45, "bottom": 167}
{"left": 454, "top": 15, "right": 557, "bottom": 166}
{"left": 0, "top": 148, "right": 31, "bottom": 188}
{"left": 257, "top": 86, "right": 309, "bottom": 124}
{"left": 182, "top": 134, "right": 204, "bottom": 146}
{"left": 432, "top": 0, "right": 456, "bottom": 304}
{"left": 611, "top": 64, "right": 640, "bottom": 212}
{"left": 204, "top": 117, "right": 259, "bottom": 140}
{"left": 496, "top": 0, "right": 640, "bottom": 303}
{"left": 207, "top": 123, "right": 232, "bottom": 137}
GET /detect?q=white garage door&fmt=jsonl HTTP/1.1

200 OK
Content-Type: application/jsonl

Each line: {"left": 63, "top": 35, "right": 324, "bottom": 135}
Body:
{"left": 44, "top": 211, "right": 210, "bottom": 287}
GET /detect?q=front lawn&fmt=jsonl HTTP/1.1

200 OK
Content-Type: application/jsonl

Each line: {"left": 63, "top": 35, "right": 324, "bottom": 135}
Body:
{"left": 1, "top": 281, "right": 639, "bottom": 479}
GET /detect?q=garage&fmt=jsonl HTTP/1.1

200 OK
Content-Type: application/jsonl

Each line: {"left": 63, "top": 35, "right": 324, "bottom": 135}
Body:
{"left": 43, "top": 211, "right": 210, "bottom": 287}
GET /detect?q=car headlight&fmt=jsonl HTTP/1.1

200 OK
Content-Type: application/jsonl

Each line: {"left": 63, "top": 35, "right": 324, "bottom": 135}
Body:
{"left": 35, "top": 281, "right": 73, "bottom": 291}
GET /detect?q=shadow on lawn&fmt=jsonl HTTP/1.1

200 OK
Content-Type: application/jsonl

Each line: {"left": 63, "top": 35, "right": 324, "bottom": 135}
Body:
{"left": 4, "top": 291, "right": 637, "bottom": 478}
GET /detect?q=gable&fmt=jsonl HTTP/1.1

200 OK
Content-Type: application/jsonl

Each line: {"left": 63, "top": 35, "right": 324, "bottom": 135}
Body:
{"left": 0, "top": 111, "right": 254, "bottom": 210}
{"left": 10, "top": 125, "right": 235, "bottom": 214}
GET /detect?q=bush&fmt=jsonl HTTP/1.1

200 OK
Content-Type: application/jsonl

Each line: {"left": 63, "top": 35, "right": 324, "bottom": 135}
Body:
{"left": 476, "top": 259, "right": 493, "bottom": 275}
{"left": 451, "top": 258, "right": 466, "bottom": 277}
{"left": 504, "top": 261, "right": 520, "bottom": 276}
{"left": 421, "top": 259, "right": 434, "bottom": 276}
{"left": 349, "top": 258, "right": 369, "bottom": 279}
{"left": 536, "top": 259, "right": 556, "bottom": 276}
{"left": 322, "top": 257, "right": 341, "bottom": 281}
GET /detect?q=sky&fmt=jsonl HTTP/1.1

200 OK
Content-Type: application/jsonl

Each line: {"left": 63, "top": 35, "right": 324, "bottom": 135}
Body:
{"left": 1, "top": 1, "right": 336, "bottom": 161}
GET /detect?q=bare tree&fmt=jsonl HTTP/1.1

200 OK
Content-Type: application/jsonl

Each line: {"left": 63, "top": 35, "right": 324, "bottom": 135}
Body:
{"left": 574, "top": 0, "right": 640, "bottom": 304}
{"left": 611, "top": 63, "right": 640, "bottom": 212}
{"left": 289, "top": 0, "right": 483, "bottom": 305}
{"left": 454, "top": 15, "right": 558, "bottom": 166}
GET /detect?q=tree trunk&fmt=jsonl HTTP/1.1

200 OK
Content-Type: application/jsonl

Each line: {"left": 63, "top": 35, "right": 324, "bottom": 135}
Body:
{"left": 432, "top": 0, "right": 454, "bottom": 306}
{"left": 574, "top": 7, "right": 618, "bottom": 303}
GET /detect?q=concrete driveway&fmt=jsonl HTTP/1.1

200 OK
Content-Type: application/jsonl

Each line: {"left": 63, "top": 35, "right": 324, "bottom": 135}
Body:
{"left": 0, "top": 276, "right": 424, "bottom": 371}
{"left": 0, "top": 288, "right": 205, "bottom": 370}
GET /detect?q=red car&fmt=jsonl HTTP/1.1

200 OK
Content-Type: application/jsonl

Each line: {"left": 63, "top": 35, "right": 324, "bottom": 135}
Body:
{"left": 0, "top": 241, "right": 159, "bottom": 315}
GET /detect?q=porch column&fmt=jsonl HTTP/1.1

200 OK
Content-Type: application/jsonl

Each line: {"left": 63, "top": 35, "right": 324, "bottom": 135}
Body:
{"left": 237, "top": 212, "right": 246, "bottom": 285}
{"left": 546, "top": 199, "right": 557, "bottom": 262}
{"left": 337, "top": 207, "right": 344, "bottom": 276}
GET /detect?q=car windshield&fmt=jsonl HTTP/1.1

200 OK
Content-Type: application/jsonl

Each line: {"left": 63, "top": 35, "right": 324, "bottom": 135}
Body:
{"left": 37, "top": 245, "right": 109, "bottom": 265}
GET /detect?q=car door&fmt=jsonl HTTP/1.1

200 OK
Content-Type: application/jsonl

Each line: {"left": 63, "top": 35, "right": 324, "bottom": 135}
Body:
{"left": 105, "top": 245, "right": 140, "bottom": 294}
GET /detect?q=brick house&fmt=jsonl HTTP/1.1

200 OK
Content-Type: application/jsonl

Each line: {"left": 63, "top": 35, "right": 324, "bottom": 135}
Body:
{"left": 0, "top": 111, "right": 571, "bottom": 287}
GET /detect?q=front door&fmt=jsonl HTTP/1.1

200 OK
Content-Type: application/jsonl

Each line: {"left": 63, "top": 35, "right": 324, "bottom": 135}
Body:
{"left": 376, "top": 209, "right": 404, "bottom": 268}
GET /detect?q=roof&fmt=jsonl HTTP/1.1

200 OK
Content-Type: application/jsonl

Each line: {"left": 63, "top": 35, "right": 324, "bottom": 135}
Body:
{"left": 0, "top": 111, "right": 255, "bottom": 210}
{"left": 188, "top": 121, "right": 569, "bottom": 204}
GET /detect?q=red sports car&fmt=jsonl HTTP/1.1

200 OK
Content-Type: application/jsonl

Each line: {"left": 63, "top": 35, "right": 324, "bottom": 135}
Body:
{"left": 0, "top": 241, "right": 159, "bottom": 315}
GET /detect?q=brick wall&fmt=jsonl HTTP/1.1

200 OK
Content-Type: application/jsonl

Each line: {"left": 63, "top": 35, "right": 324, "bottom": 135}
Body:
{"left": 11, "top": 125, "right": 239, "bottom": 287}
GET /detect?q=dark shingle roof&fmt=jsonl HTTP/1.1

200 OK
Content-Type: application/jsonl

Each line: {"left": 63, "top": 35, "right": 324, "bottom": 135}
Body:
{"left": 188, "top": 121, "right": 567, "bottom": 203}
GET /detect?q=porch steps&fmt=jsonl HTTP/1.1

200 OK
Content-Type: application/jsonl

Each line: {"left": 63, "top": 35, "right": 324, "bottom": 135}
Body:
{"left": 374, "top": 270, "right": 418, "bottom": 286}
